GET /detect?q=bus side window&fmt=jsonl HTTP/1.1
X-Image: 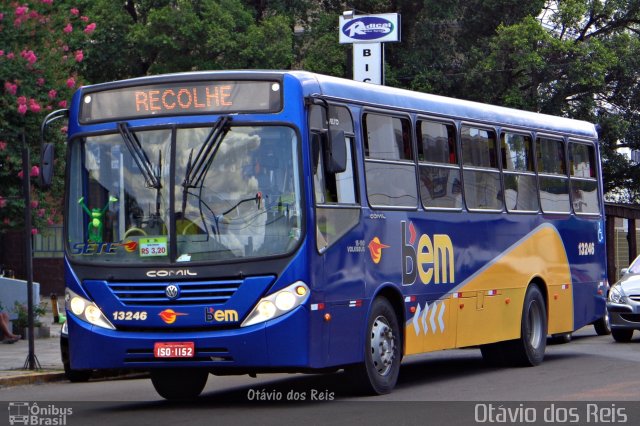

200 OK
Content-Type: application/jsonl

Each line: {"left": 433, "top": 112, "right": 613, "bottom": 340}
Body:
{"left": 569, "top": 141, "right": 599, "bottom": 215}
{"left": 461, "top": 125, "right": 502, "bottom": 211}
{"left": 417, "top": 120, "right": 461, "bottom": 209}
{"left": 363, "top": 113, "right": 417, "bottom": 208}
{"left": 536, "top": 137, "right": 570, "bottom": 214}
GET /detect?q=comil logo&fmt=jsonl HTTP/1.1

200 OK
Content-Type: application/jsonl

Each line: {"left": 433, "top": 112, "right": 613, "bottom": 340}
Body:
{"left": 401, "top": 221, "right": 455, "bottom": 286}
{"left": 341, "top": 17, "right": 394, "bottom": 41}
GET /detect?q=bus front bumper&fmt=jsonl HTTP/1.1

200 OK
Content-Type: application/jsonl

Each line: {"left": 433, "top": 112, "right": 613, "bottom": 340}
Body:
{"left": 67, "top": 307, "right": 312, "bottom": 371}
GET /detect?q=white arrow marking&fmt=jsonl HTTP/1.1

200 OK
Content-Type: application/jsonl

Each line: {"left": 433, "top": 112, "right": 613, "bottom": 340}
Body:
{"left": 430, "top": 302, "right": 437, "bottom": 333}
{"left": 412, "top": 303, "right": 421, "bottom": 336}
{"left": 421, "top": 303, "right": 430, "bottom": 335}
{"left": 438, "top": 303, "right": 445, "bottom": 333}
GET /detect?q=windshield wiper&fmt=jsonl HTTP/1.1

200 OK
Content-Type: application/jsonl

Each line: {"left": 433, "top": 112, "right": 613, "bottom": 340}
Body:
{"left": 182, "top": 115, "right": 232, "bottom": 190}
{"left": 118, "top": 122, "right": 162, "bottom": 189}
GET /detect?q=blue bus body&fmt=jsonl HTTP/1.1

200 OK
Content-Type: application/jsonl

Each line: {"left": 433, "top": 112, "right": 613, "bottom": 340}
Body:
{"left": 56, "top": 71, "right": 607, "bottom": 393}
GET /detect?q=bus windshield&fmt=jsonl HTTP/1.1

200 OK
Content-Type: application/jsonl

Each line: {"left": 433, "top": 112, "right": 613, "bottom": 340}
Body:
{"left": 67, "top": 124, "right": 302, "bottom": 264}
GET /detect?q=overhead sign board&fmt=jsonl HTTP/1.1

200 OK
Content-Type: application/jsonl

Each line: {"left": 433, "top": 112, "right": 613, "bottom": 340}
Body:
{"left": 339, "top": 13, "right": 400, "bottom": 44}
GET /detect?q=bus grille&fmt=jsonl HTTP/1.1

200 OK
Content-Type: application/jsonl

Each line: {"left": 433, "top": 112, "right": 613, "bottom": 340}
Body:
{"left": 107, "top": 280, "right": 242, "bottom": 306}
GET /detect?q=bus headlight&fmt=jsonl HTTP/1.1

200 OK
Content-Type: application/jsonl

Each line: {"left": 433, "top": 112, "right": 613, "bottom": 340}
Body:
{"left": 609, "top": 285, "right": 626, "bottom": 304}
{"left": 241, "top": 281, "right": 310, "bottom": 327}
{"left": 65, "top": 289, "right": 115, "bottom": 330}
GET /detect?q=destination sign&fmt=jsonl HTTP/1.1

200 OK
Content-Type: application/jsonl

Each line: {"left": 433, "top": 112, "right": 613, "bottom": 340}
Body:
{"left": 79, "top": 80, "right": 282, "bottom": 123}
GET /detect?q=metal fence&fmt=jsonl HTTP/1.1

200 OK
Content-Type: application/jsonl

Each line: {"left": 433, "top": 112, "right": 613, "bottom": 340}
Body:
{"left": 33, "top": 225, "right": 63, "bottom": 258}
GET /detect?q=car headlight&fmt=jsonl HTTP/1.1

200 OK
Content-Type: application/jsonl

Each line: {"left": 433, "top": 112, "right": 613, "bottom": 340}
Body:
{"left": 609, "top": 285, "right": 626, "bottom": 304}
{"left": 65, "top": 288, "right": 115, "bottom": 330}
{"left": 241, "top": 281, "right": 310, "bottom": 327}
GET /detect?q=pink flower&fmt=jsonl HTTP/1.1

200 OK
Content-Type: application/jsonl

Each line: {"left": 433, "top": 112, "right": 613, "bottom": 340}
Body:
{"left": 17, "top": 104, "right": 28, "bottom": 115}
{"left": 63, "top": 23, "right": 72, "bottom": 33}
{"left": 0, "top": 141, "right": 6, "bottom": 151}
{"left": 0, "top": 50, "right": 4, "bottom": 56}
{"left": 81, "top": 16, "right": 89, "bottom": 23}
{"left": 66, "top": 77, "right": 75, "bottom": 88}
{"left": 6, "top": 52, "right": 15, "bottom": 59}
{"left": 37, "top": 208, "right": 45, "bottom": 217}
{"left": 41, "top": 0, "right": 53, "bottom": 4}
{"left": 4, "top": 82, "right": 17, "bottom": 95}
{"left": 0, "top": 13, "right": 3, "bottom": 21}
{"left": 84, "top": 22, "right": 96, "bottom": 34}
{"left": 28, "top": 99, "right": 41, "bottom": 113}
{"left": 15, "top": 6, "right": 28, "bottom": 17}
{"left": 74, "top": 50, "right": 83, "bottom": 62}
{"left": 58, "top": 100, "right": 67, "bottom": 108}
{"left": 36, "top": 78, "right": 45, "bottom": 86}
{"left": 0, "top": 197, "right": 6, "bottom": 208}
{"left": 60, "top": 126, "right": 68, "bottom": 134}
{"left": 18, "top": 170, "right": 24, "bottom": 179}
{"left": 30, "top": 200, "right": 39, "bottom": 208}
{"left": 48, "top": 89, "right": 57, "bottom": 99}
{"left": 70, "top": 8, "right": 79, "bottom": 16}
{"left": 31, "top": 228, "right": 38, "bottom": 236}
{"left": 30, "top": 165, "right": 40, "bottom": 177}
{"left": 20, "top": 49, "right": 37, "bottom": 65}
{"left": 17, "top": 96, "right": 27, "bottom": 105}
{"left": 47, "top": 218, "right": 54, "bottom": 226}
{"left": 3, "top": 218, "right": 10, "bottom": 225}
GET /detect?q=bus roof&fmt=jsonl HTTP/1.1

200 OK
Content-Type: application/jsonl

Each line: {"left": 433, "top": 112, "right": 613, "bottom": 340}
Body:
{"left": 289, "top": 71, "right": 598, "bottom": 139}
{"left": 77, "top": 70, "right": 598, "bottom": 139}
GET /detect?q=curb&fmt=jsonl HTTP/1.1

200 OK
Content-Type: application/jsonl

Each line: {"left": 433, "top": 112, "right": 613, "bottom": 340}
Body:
{"left": 0, "top": 371, "right": 66, "bottom": 388}
{"left": 0, "top": 370, "right": 149, "bottom": 388}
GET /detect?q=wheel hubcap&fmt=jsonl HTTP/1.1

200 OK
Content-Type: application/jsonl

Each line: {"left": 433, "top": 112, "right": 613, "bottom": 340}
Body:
{"left": 527, "top": 300, "right": 543, "bottom": 348}
{"left": 370, "top": 316, "right": 395, "bottom": 376}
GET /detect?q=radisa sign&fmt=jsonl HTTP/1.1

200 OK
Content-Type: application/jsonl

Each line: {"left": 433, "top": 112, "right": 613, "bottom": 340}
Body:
{"left": 339, "top": 13, "right": 400, "bottom": 44}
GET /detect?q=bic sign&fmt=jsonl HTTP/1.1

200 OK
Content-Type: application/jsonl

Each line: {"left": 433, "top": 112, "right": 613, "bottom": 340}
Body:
{"left": 401, "top": 221, "right": 455, "bottom": 286}
{"left": 353, "top": 43, "right": 382, "bottom": 84}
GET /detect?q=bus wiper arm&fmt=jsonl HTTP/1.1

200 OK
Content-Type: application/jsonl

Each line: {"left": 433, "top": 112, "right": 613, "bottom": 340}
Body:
{"left": 118, "top": 122, "right": 162, "bottom": 189}
{"left": 182, "top": 115, "right": 232, "bottom": 190}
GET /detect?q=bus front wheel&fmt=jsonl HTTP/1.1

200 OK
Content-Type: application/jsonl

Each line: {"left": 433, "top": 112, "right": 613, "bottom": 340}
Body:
{"left": 150, "top": 368, "right": 208, "bottom": 400}
{"left": 346, "top": 297, "right": 401, "bottom": 395}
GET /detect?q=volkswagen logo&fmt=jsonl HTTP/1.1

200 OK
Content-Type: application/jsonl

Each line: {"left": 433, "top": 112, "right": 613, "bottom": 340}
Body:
{"left": 165, "top": 284, "right": 180, "bottom": 300}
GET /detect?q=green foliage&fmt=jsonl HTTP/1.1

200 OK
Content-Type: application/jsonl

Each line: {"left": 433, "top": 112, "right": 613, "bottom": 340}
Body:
{"left": 0, "top": 1, "right": 95, "bottom": 233}
{"left": 13, "top": 300, "right": 47, "bottom": 331}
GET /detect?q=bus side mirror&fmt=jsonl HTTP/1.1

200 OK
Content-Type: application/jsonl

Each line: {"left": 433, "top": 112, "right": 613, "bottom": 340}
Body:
{"left": 40, "top": 143, "right": 55, "bottom": 189}
{"left": 324, "top": 129, "right": 347, "bottom": 174}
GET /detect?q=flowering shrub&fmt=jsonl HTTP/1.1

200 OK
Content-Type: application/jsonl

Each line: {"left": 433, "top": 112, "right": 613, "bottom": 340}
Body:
{"left": 0, "top": 1, "right": 95, "bottom": 233}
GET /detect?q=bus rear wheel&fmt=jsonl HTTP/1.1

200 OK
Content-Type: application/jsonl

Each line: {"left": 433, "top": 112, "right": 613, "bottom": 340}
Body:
{"left": 346, "top": 297, "right": 401, "bottom": 395}
{"left": 481, "top": 284, "right": 547, "bottom": 367}
{"left": 151, "top": 368, "right": 208, "bottom": 400}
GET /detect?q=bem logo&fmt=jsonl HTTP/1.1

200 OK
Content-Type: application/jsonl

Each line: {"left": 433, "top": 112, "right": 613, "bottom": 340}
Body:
{"left": 205, "top": 307, "right": 239, "bottom": 323}
{"left": 401, "top": 221, "right": 455, "bottom": 286}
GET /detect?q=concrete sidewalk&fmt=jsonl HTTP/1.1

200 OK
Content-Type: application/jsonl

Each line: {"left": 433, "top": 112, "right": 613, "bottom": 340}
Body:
{"left": 0, "top": 323, "right": 66, "bottom": 388}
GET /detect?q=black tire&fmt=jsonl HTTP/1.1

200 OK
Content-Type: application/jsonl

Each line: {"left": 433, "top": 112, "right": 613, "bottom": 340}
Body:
{"left": 63, "top": 362, "right": 92, "bottom": 383}
{"left": 504, "top": 284, "right": 547, "bottom": 366}
{"left": 611, "top": 329, "right": 634, "bottom": 342}
{"left": 151, "top": 368, "right": 208, "bottom": 400}
{"left": 346, "top": 297, "right": 401, "bottom": 395}
{"left": 593, "top": 310, "right": 612, "bottom": 336}
{"left": 481, "top": 285, "right": 547, "bottom": 367}
{"left": 549, "top": 333, "right": 572, "bottom": 345}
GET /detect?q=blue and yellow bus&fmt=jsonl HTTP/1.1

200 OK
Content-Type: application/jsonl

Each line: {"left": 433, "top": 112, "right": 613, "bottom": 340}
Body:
{"left": 41, "top": 71, "right": 609, "bottom": 399}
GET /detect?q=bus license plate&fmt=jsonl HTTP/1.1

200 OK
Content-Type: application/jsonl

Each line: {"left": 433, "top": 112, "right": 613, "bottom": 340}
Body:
{"left": 154, "top": 342, "right": 195, "bottom": 358}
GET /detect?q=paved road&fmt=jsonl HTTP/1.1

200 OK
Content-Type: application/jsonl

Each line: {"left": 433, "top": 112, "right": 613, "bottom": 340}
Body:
{"left": 1, "top": 327, "right": 640, "bottom": 425}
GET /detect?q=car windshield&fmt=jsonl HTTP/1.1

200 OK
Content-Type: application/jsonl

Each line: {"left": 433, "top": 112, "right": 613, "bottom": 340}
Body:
{"left": 67, "top": 125, "right": 302, "bottom": 264}
{"left": 627, "top": 255, "right": 640, "bottom": 274}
